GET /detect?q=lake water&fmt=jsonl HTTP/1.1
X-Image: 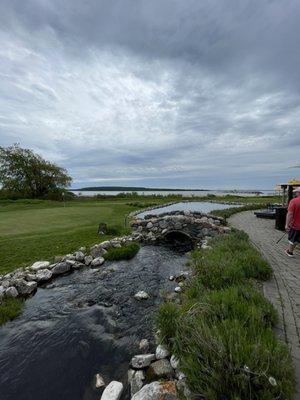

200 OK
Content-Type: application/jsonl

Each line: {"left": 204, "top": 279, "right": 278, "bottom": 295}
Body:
{"left": 136, "top": 201, "right": 241, "bottom": 219}
{"left": 71, "top": 190, "right": 274, "bottom": 197}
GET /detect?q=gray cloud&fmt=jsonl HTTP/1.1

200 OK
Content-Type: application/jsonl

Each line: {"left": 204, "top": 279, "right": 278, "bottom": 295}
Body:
{"left": 0, "top": 0, "right": 299, "bottom": 189}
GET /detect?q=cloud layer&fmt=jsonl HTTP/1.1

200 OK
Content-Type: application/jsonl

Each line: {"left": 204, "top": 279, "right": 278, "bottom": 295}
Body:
{"left": 0, "top": 0, "right": 299, "bottom": 189}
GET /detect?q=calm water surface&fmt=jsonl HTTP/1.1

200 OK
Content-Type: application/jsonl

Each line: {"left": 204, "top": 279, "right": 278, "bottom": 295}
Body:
{"left": 136, "top": 201, "right": 240, "bottom": 218}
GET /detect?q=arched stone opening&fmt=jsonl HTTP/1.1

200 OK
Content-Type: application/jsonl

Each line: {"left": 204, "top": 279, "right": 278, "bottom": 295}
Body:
{"left": 162, "top": 230, "right": 194, "bottom": 252}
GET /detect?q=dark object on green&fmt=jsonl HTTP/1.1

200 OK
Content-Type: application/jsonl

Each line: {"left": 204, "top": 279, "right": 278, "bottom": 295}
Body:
{"left": 98, "top": 223, "right": 108, "bottom": 235}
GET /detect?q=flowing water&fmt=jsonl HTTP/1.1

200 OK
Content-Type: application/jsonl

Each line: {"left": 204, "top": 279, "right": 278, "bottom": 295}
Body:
{"left": 0, "top": 246, "right": 187, "bottom": 400}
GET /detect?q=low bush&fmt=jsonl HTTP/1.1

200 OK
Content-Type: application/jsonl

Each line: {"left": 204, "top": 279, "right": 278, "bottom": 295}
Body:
{"left": 156, "top": 230, "right": 294, "bottom": 399}
{"left": 0, "top": 297, "right": 24, "bottom": 326}
{"left": 174, "top": 318, "right": 294, "bottom": 400}
{"left": 103, "top": 242, "right": 140, "bottom": 261}
{"left": 211, "top": 203, "right": 267, "bottom": 220}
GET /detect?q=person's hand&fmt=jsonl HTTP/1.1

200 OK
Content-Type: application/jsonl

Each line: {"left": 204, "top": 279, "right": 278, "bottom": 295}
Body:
{"left": 285, "top": 225, "right": 290, "bottom": 232}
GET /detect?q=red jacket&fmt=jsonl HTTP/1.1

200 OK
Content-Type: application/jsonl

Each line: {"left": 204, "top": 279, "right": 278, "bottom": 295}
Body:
{"left": 288, "top": 197, "right": 300, "bottom": 230}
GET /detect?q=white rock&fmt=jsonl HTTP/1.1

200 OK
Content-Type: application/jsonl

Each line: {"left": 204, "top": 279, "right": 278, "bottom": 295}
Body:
{"left": 131, "top": 381, "right": 177, "bottom": 400}
{"left": 74, "top": 251, "right": 85, "bottom": 262}
{"left": 94, "top": 373, "right": 105, "bottom": 389}
{"left": 175, "top": 370, "right": 186, "bottom": 380}
{"left": 0, "top": 285, "right": 5, "bottom": 299}
{"left": 170, "top": 355, "right": 179, "bottom": 369}
{"left": 131, "top": 354, "right": 155, "bottom": 368}
{"left": 30, "top": 261, "right": 50, "bottom": 271}
{"left": 174, "top": 286, "right": 181, "bottom": 293}
{"left": 84, "top": 255, "right": 93, "bottom": 266}
{"left": 169, "top": 275, "right": 174, "bottom": 281}
{"left": 134, "top": 291, "right": 149, "bottom": 301}
{"left": 66, "top": 259, "right": 76, "bottom": 266}
{"left": 91, "top": 257, "right": 105, "bottom": 267}
{"left": 100, "top": 381, "right": 123, "bottom": 400}
{"left": 51, "top": 262, "right": 71, "bottom": 276}
{"left": 35, "top": 269, "right": 52, "bottom": 282}
{"left": 5, "top": 286, "right": 18, "bottom": 298}
{"left": 130, "top": 370, "right": 145, "bottom": 396}
{"left": 155, "top": 344, "right": 170, "bottom": 360}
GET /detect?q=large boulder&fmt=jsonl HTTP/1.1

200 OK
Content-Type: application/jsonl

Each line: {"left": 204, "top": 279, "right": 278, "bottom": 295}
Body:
{"left": 131, "top": 381, "right": 178, "bottom": 400}
{"left": 131, "top": 354, "right": 155, "bottom": 369}
{"left": 84, "top": 255, "right": 93, "bottom": 266}
{"left": 35, "top": 269, "right": 53, "bottom": 283}
{"left": 100, "top": 381, "right": 123, "bottom": 400}
{"left": 74, "top": 251, "right": 85, "bottom": 262}
{"left": 147, "top": 359, "right": 174, "bottom": 380}
{"left": 128, "top": 370, "right": 145, "bottom": 396}
{"left": 5, "top": 286, "right": 19, "bottom": 298}
{"left": 51, "top": 262, "right": 71, "bottom": 276}
{"left": 91, "top": 257, "right": 105, "bottom": 268}
{"left": 14, "top": 279, "right": 37, "bottom": 295}
{"left": 30, "top": 261, "right": 50, "bottom": 271}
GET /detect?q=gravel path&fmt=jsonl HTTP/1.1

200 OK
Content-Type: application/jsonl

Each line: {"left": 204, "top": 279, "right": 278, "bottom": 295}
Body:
{"left": 229, "top": 211, "right": 300, "bottom": 399}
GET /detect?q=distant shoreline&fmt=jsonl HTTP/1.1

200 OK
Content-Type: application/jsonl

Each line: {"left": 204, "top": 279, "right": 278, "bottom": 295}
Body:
{"left": 71, "top": 186, "right": 266, "bottom": 194}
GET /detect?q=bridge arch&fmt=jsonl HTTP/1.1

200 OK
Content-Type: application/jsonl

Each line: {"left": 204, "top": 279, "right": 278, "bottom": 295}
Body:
{"left": 161, "top": 229, "right": 194, "bottom": 251}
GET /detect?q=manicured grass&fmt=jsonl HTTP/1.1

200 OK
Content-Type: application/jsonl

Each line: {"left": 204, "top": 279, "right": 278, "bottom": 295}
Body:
{"left": 0, "top": 198, "right": 168, "bottom": 274}
{"left": 103, "top": 242, "right": 140, "bottom": 261}
{"left": 156, "top": 231, "right": 294, "bottom": 400}
{"left": 0, "top": 297, "right": 24, "bottom": 326}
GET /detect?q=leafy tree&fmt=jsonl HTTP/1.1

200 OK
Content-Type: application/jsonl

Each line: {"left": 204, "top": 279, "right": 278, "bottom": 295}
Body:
{"left": 0, "top": 144, "right": 72, "bottom": 199}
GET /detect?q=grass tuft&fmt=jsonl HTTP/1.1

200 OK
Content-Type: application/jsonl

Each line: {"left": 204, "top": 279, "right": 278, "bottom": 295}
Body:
{"left": 0, "top": 297, "right": 24, "bottom": 326}
{"left": 103, "top": 242, "right": 140, "bottom": 261}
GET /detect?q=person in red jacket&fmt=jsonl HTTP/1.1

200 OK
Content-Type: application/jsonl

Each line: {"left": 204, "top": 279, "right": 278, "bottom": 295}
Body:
{"left": 285, "top": 187, "right": 300, "bottom": 257}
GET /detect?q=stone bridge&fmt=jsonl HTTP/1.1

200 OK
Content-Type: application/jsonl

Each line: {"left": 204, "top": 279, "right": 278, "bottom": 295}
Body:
{"left": 130, "top": 210, "right": 229, "bottom": 246}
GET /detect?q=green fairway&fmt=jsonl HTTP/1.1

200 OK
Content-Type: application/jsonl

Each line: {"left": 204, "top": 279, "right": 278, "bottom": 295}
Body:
{"left": 0, "top": 195, "right": 280, "bottom": 275}
{"left": 0, "top": 199, "right": 159, "bottom": 274}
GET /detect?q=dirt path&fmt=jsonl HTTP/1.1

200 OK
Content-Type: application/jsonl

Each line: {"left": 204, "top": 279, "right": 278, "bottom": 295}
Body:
{"left": 230, "top": 211, "right": 300, "bottom": 399}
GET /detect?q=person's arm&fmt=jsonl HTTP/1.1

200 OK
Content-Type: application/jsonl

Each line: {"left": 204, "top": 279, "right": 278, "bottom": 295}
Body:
{"left": 285, "top": 200, "right": 295, "bottom": 231}
{"left": 285, "top": 211, "right": 293, "bottom": 231}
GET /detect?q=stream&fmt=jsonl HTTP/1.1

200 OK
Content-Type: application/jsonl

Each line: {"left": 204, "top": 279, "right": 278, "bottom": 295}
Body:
{"left": 0, "top": 246, "right": 187, "bottom": 400}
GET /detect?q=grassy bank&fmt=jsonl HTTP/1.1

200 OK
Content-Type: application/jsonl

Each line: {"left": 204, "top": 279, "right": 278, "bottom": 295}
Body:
{"left": 156, "top": 231, "right": 294, "bottom": 399}
{"left": 0, "top": 297, "right": 24, "bottom": 326}
{"left": 211, "top": 203, "right": 267, "bottom": 220}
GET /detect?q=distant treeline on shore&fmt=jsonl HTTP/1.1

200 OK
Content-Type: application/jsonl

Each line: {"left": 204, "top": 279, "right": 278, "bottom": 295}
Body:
{"left": 71, "top": 186, "right": 264, "bottom": 194}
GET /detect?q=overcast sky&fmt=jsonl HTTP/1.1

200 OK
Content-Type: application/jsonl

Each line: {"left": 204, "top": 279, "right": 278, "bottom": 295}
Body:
{"left": 0, "top": 0, "right": 299, "bottom": 189}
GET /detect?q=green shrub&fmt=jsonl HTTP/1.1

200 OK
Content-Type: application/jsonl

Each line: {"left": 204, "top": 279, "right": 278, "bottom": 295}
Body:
{"left": 211, "top": 204, "right": 267, "bottom": 220}
{"left": 156, "top": 230, "right": 294, "bottom": 399}
{"left": 174, "top": 318, "right": 294, "bottom": 400}
{"left": 187, "top": 232, "right": 272, "bottom": 291}
{"left": 156, "top": 302, "right": 181, "bottom": 345}
{"left": 103, "top": 242, "right": 140, "bottom": 261}
{"left": 0, "top": 297, "right": 24, "bottom": 325}
{"left": 187, "top": 285, "right": 278, "bottom": 329}
{"left": 105, "top": 225, "right": 122, "bottom": 235}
